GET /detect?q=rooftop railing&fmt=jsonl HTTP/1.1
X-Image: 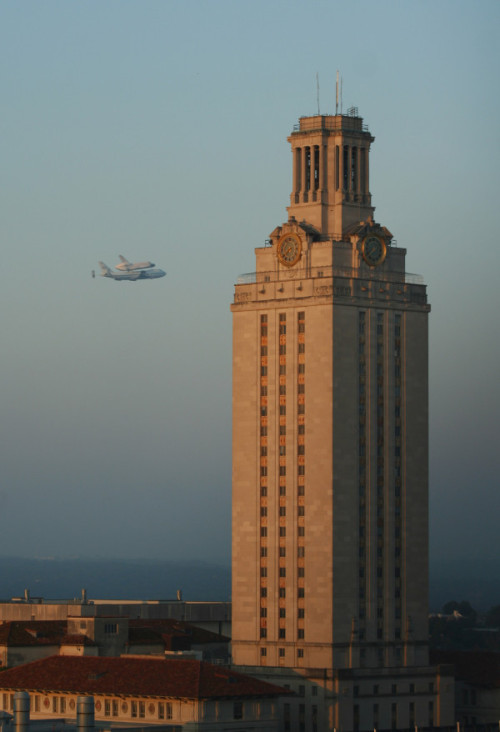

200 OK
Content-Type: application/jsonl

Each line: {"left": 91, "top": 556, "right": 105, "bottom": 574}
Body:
{"left": 236, "top": 265, "right": 424, "bottom": 287}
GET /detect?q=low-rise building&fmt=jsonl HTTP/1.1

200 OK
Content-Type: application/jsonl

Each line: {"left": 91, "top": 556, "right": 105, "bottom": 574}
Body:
{"left": 0, "top": 621, "right": 70, "bottom": 668}
{"left": 0, "top": 595, "right": 231, "bottom": 637}
{"left": 431, "top": 649, "right": 500, "bottom": 726}
{"left": 0, "top": 655, "right": 290, "bottom": 731}
{"left": 0, "top": 617, "right": 229, "bottom": 668}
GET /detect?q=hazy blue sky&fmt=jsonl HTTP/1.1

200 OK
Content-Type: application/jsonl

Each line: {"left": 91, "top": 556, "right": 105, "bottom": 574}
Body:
{"left": 0, "top": 1, "right": 498, "bottom": 568}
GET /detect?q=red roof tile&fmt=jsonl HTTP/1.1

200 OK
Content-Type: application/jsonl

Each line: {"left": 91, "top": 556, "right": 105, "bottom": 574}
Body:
{"left": 128, "top": 619, "right": 229, "bottom": 644}
{"left": 0, "top": 656, "right": 289, "bottom": 700}
{"left": 127, "top": 627, "right": 166, "bottom": 646}
{"left": 0, "top": 622, "right": 66, "bottom": 647}
{"left": 60, "top": 635, "right": 96, "bottom": 647}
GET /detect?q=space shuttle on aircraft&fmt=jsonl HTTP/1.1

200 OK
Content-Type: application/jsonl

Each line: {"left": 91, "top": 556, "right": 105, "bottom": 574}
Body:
{"left": 115, "top": 255, "right": 156, "bottom": 271}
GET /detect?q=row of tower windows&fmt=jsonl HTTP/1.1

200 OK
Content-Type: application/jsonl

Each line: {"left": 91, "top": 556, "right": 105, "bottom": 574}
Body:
{"left": 358, "top": 311, "right": 407, "bottom": 645}
{"left": 260, "top": 505, "right": 306, "bottom": 519}
{"left": 259, "top": 314, "right": 269, "bottom": 644}
{"left": 394, "top": 314, "right": 403, "bottom": 627}
{"left": 358, "top": 312, "right": 367, "bottom": 635}
{"left": 260, "top": 586, "right": 306, "bottom": 600}
{"left": 353, "top": 701, "right": 434, "bottom": 731}
{"left": 259, "top": 312, "right": 308, "bottom": 654}
{"left": 260, "top": 606, "right": 306, "bottom": 619}
{"left": 375, "top": 313, "right": 386, "bottom": 634}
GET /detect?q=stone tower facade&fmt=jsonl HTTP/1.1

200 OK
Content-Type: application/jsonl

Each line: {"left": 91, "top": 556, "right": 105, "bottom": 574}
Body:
{"left": 231, "top": 110, "right": 454, "bottom": 731}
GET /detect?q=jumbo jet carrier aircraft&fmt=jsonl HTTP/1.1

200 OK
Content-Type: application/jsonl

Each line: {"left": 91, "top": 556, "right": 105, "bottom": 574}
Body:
{"left": 97, "top": 261, "right": 166, "bottom": 281}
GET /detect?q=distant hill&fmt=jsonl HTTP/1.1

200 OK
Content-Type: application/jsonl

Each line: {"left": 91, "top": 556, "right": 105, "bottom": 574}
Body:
{"left": 0, "top": 557, "right": 230, "bottom": 602}
{"left": 0, "top": 556, "right": 497, "bottom": 611}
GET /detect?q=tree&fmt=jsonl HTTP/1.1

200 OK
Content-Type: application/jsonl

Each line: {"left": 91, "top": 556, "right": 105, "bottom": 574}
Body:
{"left": 484, "top": 605, "right": 500, "bottom": 627}
{"left": 441, "top": 600, "right": 476, "bottom": 622}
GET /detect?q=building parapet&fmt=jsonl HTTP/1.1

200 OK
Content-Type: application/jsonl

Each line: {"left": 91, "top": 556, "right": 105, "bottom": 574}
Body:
{"left": 292, "top": 111, "right": 370, "bottom": 134}
{"left": 236, "top": 265, "right": 424, "bottom": 287}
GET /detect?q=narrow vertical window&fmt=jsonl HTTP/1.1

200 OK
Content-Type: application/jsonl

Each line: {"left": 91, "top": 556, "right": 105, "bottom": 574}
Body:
{"left": 343, "top": 146, "right": 349, "bottom": 190}
{"left": 295, "top": 148, "right": 302, "bottom": 193}
{"left": 335, "top": 145, "right": 340, "bottom": 190}
{"left": 351, "top": 146, "right": 357, "bottom": 192}
{"left": 305, "top": 147, "right": 311, "bottom": 191}
{"left": 360, "top": 148, "right": 366, "bottom": 195}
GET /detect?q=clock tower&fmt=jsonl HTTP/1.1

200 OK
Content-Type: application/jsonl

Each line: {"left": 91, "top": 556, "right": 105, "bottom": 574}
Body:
{"left": 231, "top": 108, "right": 454, "bottom": 731}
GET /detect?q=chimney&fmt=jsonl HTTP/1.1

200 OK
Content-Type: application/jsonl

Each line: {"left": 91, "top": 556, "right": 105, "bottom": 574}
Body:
{"left": 77, "top": 697, "right": 94, "bottom": 732}
{"left": 14, "top": 692, "right": 29, "bottom": 732}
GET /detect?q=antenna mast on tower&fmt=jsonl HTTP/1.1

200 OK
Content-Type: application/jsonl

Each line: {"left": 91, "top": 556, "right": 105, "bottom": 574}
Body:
{"left": 335, "top": 71, "right": 343, "bottom": 114}
{"left": 316, "top": 73, "right": 320, "bottom": 115}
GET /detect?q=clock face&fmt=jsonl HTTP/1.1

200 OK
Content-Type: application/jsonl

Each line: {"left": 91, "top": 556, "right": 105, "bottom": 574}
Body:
{"left": 277, "top": 233, "right": 302, "bottom": 267}
{"left": 362, "top": 236, "right": 386, "bottom": 267}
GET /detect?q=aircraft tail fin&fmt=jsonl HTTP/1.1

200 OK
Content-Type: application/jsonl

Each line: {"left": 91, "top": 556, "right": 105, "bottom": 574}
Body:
{"left": 118, "top": 255, "right": 129, "bottom": 265}
{"left": 98, "top": 261, "right": 112, "bottom": 276}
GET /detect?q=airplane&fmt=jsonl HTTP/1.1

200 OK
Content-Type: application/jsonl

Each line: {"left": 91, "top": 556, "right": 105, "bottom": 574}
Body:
{"left": 97, "top": 262, "right": 166, "bottom": 281}
{"left": 115, "top": 255, "right": 156, "bottom": 272}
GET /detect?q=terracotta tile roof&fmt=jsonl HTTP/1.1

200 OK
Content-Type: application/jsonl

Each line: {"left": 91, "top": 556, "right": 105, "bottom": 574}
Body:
{"left": 0, "top": 621, "right": 66, "bottom": 647}
{"left": 60, "top": 634, "right": 96, "bottom": 647}
{"left": 0, "top": 656, "right": 290, "bottom": 700}
{"left": 430, "top": 650, "right": 500, "bottom": 688}
{"left": 128, "top": 619, "right": 229, "bottom": 644}
{"left": 127, "top": 627, "right": 165, "bottom": 646}
{"left": 125, "top": 628, "right": 189, "bottom": 653}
